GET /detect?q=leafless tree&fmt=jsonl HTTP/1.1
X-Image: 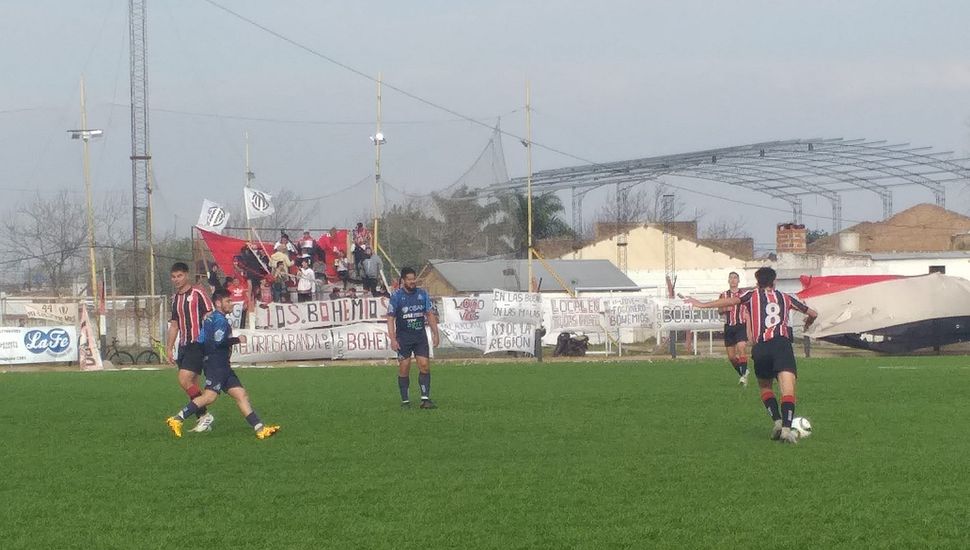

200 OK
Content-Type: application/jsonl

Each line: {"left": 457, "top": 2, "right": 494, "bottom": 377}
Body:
{"left": 1, "top": 191, "right": 88, "bottom": 294}
{"left": 700, "top": 217, "right": 750, "bottom": 239}
{"left": 595, "top": 180, "right": 690, "bottom": 229}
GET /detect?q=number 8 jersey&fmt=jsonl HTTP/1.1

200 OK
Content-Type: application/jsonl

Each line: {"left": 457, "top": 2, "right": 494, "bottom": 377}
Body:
{"left": 739, "top": 288, "right": 810, "bottom": 344}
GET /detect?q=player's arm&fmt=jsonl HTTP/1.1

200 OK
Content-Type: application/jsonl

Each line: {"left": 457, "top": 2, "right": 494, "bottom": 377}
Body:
{"left": 790, "top": 295, "right": 818, "bottom": 329}
{"left": 386, "top": 294, "right": 400, "bottom": 351}
{"left": 166, "top": 299, "right": 179, "bottom": 364}
{"left": 685, "top": 295, "right": 741, "bottom": 309}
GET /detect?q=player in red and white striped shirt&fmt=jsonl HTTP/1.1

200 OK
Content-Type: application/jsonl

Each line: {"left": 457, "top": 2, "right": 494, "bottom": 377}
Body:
{"left": 687, "top": 267, "right": 817, "bottom": 444}
{"left": 166, "top": 262, "right": 216, "bottom": 433}
{"left": 719, "top": 272, "right": 750, "bottom": 387}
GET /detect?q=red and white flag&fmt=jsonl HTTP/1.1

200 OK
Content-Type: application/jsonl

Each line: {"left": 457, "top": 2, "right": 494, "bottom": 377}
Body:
{"left": 78, "top": 306, "right": 104, "bottom": 371}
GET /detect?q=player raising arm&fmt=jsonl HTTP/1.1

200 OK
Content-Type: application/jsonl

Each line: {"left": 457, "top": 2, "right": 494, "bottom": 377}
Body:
{"left": 685, "top": 267, "right": 817, "bottom": 444}
{"left": 166, "top": 289, "right": 279, "bottom": 440}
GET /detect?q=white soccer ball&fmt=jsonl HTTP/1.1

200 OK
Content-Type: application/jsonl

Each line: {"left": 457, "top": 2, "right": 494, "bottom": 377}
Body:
{"left": 791, "top": 417, "right": 813, "bottom": 438}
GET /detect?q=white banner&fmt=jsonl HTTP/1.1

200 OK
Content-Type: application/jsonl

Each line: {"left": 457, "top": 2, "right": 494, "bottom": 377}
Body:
{"left": 605, "top": 296, "right": 657, "bottom": 329}
{"left": 78, "top": 307, "right": 103, "bottom": 371}
{"left": 0, "top": 326, "right": 78, "bottom": 365}
{"left": 244, "top": 187, "right": 275, "bottom": 220}
{"left": 491, "top": 289, "right": 543, "bottom": 323}
{"left": 544, "top": 297, "right": 604, "bottom": 333}
{"left": 440, "top": 322, "right": 488, "bottom": 351}
{"left": 196, "top": 199, "right": 230, "bottom": 233}
{"left": 255, "top": 298, "right": 389, "bottom": 330}
{"left": 484, "top": 321, "right": 536, "bottom": 355}
{"left": 656, "top": 299, "right": 723, "bottom": 330}
{"left": 440, "top": 295, "right": 494, "bottom": 324}
{"left": 234, "top": 328, "right": 335, "bottom": 363}
{"left": 23, "top": 302, "right": 78, "bottom": 324}
{"left": 331, "top": 323, "right": 397, "bottom": 359}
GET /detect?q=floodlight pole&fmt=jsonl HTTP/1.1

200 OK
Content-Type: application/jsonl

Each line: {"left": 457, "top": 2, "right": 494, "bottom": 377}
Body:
{"left": 76, "top": 75, "right": 101, "bottom": 337}
{"left": 373, "top": 73, "right": 383, "bottom": 252}
{"left": 526, "top": 82, "right": 534, "bottom": 291}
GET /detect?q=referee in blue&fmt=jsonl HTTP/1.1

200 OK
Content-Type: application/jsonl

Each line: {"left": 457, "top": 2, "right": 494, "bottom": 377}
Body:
{"left": 387, "top": 267, "right": 440, "bottom": 408}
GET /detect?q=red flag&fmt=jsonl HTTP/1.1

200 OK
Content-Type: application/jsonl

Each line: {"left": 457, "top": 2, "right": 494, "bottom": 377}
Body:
{"left": 98, "top": 276, "right": 106, "bottom": 315}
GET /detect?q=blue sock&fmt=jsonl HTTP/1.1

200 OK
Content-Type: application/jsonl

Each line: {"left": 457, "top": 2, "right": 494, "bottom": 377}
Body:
{"left": 398, "top": 376, "right": 410, "bottom": 402}
{"left": 245, "top": 411, "right": 262, "bottom": 429}
{"left": 177, "top": 401, "right": 199, "bottom": 420}
{"left": 419, "top": 372, "right": 431, "bottom": 400}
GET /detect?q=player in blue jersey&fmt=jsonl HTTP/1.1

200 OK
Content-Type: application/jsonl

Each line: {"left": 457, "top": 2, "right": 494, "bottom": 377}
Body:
{"left": 387, "top": 267, "right": 440, "bottom": 409}
{"left": 165, "top": 289, "right": 279, "bottom": 439}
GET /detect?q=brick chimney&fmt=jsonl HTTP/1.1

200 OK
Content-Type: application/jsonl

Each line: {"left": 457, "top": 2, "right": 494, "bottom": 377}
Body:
{"left": 776, "top": 223, "right": 807, "bottom": 254}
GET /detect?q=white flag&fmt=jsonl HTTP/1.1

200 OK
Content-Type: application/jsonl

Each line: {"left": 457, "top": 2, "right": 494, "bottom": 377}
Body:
{"left": 244, "top": 187, "right": 275, "bottom": 220}
{"left": 196, "top": 199, "right": 230, "bottom": 233}
{"left": 78, "top": 306, "right": 104, "bottom": 371}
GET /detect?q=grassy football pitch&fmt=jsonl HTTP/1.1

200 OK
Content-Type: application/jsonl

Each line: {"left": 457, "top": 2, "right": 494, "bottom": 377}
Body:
{"left": 2, "top": 356, "right": 969, "bottom": 549}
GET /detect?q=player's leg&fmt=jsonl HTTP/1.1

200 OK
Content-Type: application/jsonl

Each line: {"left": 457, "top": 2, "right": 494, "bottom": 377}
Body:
{"left": 776, "top": 356, "right": 799, "bottom": 444}
{"left": 752, "top": 343, "right": 782, "bottom": 439}
{"left": 397, "top": 349, "right": 413, "bottom": 407}
{"left": 226, "top": 381, "right": 279, "bottom": 439}
{"left": 415, "top": 357, "right": 436, "bottom": 409}
{"left": 735, "top": 338, "right": 749, "bottom": 384}
{"left": 176, "top": 344, "right": 213, "bottom": 429}
{"left": 166, "top": 389, "right": 219, "bottom": 438}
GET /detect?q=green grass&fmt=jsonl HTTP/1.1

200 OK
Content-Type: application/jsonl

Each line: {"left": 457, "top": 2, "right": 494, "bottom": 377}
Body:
{"left": 2, "top": 356, "right": 969, "bottom": 549}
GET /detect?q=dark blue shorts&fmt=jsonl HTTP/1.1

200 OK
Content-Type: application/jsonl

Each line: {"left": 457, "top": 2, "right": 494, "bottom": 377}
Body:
{"left": 202, "top": 362, "right": 243, "bottom": 394}
{"left": 396, "top": 332, "right": 430, "bottom": 360}
{"left": 176, "top": 343, "right": 204, "bottom": 375}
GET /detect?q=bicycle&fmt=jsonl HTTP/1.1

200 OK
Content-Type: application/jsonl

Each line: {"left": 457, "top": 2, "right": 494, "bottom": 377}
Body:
{"left": 135, "top": 338, "right": 169, "bottom": 365}
{"left": 103, "top": 337, "right": 135, "bottom": 366}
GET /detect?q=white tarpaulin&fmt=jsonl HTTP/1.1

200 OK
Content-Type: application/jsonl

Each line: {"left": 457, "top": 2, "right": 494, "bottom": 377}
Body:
{"left": 0, "top": 326, "right": 79, "bottom": 365}
{"left": 484, "top": 321, "right": 536, "bottom": 355}
{"left": 440, "top": 322, "right": 488, "bottom": 351}
{"left": 805, "top": 273, "right": 970, "bottom": 338}
{"left": 491, "top": 289, "right": 543, "bottom": 323}
{"left": 440, "top": 295, "right": 494, "bottom": 324}
{"left": 255, "top": 298, "right": 389, "bottom": 330}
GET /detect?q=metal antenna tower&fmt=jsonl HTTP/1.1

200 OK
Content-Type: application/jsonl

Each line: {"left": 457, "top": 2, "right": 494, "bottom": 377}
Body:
{"left": 129, "top": 0, "right": 155, "bottom": 338}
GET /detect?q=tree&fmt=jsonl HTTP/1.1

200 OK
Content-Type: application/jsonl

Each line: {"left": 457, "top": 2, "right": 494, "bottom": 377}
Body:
{"left": 700, "top": 217, "right": 750, "bottom": 239}
{"left": 1, "top": 191, "right": 89, "bottom": 294}
{"left": 595, "top": 181, "right": 688, "bottom": 231}
{"left": 806, "top": 228, "right": 829, "bottom": 244}
{"left": 430, "top": 186, "right": 506, "bottom": 259}
{"left": 498, "top": 192, "right": 575, "bottom": 258}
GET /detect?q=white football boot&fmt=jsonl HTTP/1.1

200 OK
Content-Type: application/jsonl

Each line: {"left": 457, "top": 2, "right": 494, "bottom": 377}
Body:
{"left": 189, "top": 412, "right": 215, "bottom": 433}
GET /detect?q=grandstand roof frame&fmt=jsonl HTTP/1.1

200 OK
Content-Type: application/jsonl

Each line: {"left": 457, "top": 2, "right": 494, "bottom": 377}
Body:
{"left": 475, "top": 138, "right": 970, "bottom": 232}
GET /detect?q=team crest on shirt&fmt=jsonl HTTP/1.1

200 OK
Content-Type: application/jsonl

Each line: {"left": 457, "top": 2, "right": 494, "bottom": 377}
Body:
{"left": 214, "top": 329, "right": 225, "bottom": 342}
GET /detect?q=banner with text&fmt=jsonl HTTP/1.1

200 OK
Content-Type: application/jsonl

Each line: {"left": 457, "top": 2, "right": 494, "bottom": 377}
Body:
{"left": 255, "top": 297, "right": 389, "bottom": 330}
{"left": 655, "top": 299, "right": 723, "bottom": 331}
{"left": 491, "top": 289, "right": 543, "bottom": 324}
{"left": 605, "top": 296, "right": 657, "bottom": 329}
{"left": 484, "top": 321, "right": 537, "bottom": 355}
{"left": 440, "top": 295, "right": 494, "bottom": 324}
{"left": 234, "top": 328, "right": 336, "bottom": 363}
{"left": 331, "top": 323, "right": 397, "bottom": 360}
{"left": 544, "top": 297, "right": 604, "bottom": 333}
{"left": 23, "top": 303, "right": 78, "bottom": 324}
{"left": 440, "top": 322, "right": 488, "bottom": 351}
{"left": 0, "top": 326, "right": 78, "bottom": 365}
{"left": 78, "top": 307, "right": 103, "bottom": 371}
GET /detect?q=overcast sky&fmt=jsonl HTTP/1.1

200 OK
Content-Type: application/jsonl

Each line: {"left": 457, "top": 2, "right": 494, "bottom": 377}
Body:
{"left": 3, "top": 0, "right": 969, "bottom": 249}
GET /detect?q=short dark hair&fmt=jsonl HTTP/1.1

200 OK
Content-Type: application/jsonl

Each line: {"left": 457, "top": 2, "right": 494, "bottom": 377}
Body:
{"left": 754, "top": 267, "right": 776, "bottom": 288}
{"left": 729, "top": 271, "right": 739, "bottom": 278}
{"left": 212, "top": 288, "right": 230, "bottom": 302}
{"left": 400, "top": 267, "right": 416, "bottom": 279}
{"left": 171, "top": 262, "right": 189, "bottom": 273}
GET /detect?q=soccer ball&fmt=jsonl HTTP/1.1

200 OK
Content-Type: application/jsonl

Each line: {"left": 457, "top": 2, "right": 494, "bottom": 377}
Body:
{"left": 791, "top": 417, "right": 813, "bottom": 438}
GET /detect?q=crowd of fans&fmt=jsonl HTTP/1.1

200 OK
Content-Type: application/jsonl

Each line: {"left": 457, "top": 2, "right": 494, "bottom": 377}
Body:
{"left": 202, "top": 224, "right": 390, "bottom": 327}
